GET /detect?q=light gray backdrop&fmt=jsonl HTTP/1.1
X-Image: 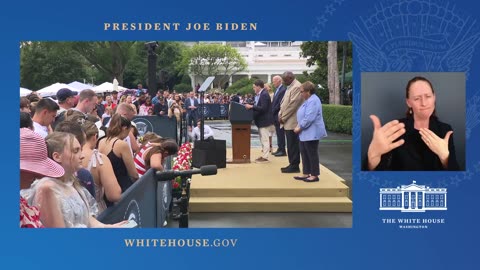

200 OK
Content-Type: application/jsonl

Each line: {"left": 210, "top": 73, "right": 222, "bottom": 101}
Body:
{"left": 361, "top": 72, "right": 465, "bottom": 170}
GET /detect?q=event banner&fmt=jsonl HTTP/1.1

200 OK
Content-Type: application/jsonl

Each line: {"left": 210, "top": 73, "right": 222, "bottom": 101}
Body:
{"left": 7, "top": 0, "right": 480, "bottom": 269}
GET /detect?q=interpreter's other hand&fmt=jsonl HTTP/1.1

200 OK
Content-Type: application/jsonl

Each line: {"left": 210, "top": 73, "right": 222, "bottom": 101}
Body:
{"left": 294, "top": 126, "right": 301, "bottom": 134}
{"left": 279, "top": 116, "right": 284, "bottom": 124}
{"left": 367, "top": 115, "right": 406, "bottom": 160}
{"left": 245, "top": 104, "right": 253, "bottom": 110}
{"left": 420, "top": 128, "right": 452, "bottom": 160}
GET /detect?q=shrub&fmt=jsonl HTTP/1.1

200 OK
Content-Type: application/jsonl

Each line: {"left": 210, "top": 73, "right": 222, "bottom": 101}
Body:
{"left": 322, "top": 104, "right": 352, "bottom": 134}
{"left": 174, "top": 83, "right": 192, "bottom": 93}
{"left": 225, "top": 77, "right": 256, "bottom": 95}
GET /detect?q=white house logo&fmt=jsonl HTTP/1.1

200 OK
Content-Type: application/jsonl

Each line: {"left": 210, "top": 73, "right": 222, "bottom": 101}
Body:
{"left": 202, "top": 106, "right": 210, "bottom": 117}
{"left": 124, "top": 199, "right": 141, "bottom": 227}
{"left": 133, "top": 118, "right": 154, "bottom": 137}
{"left": 379, "top": 180, "right": 447, "bottom": 212}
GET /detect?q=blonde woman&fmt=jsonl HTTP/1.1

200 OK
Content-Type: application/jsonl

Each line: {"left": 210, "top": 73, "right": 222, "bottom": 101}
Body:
{"left": 23, "top": 132, "right": 126, "bottom": 228}
{"left": 82, "top": 121, "right": 122, "bottom": 213}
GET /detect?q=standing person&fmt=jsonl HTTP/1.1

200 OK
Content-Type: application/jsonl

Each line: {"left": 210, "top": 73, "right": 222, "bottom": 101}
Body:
{"left": 56, "top": 88, "right": 77, "bottom": 116}
{"left": 154, "top": 98, "right": 168, "bottom": 116}
{"left": 245, "top": 79, "right": 274, "bottom": 163}
{"left": 111, "top": 90, "right": 119, "bottom": 105}
{"left": 185, "top": 91, "right": 199, "bottom": 130}
{"left": 81, "top": 121, "right": 121, "bottom": 213}
{"left": 293, "top": 82, "right": 327, "bottom": 182}
{"left": 271, "top": 75, "right": 287, "bottom": 156}
{"left": 32, "top": 98, "right": 59, "bottom": 138}
{"left": 99, "top": 114, "right": 139, "bottom": 192}
{"left": 139, "top": 97, "right": 153, "bottom": 116}
{"left": 20, "top": 128, "right": 65, "bottom": 228}
{"left": 365, "top": 76, "right": 459, "bottom": 171}
{"left": 74, "top": 89, "right": 98, "bottom": 116}
{"left": 278, "top": 71, "right": 303, "bottom": 173}
{"left": 23, "top": 132, "right": 126, "bottom": 228}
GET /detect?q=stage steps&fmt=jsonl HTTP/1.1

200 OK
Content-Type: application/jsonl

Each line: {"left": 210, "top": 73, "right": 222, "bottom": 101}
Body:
{"left": 189, "top": 149, "right": 352, "bottom": 213}
{"left": 190, "top": 197, "right": 351, "bottom": 212}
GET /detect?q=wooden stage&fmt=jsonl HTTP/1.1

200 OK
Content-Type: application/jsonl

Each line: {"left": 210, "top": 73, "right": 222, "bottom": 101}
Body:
{"left": 190, "top": 148, "right": 352, "bottom": 213}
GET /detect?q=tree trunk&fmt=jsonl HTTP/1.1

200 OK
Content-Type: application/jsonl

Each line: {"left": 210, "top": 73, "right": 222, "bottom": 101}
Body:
{"left": 327, "top": 41, "right": 340, "bottom": 105}
{"left": 111, "top": 42, "right": 125, "bottom": 86}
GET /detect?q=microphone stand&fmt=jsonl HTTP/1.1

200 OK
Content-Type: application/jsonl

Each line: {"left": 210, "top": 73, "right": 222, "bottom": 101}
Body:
{"left": 178, "top": 173, "right": 191, "bottom": 228}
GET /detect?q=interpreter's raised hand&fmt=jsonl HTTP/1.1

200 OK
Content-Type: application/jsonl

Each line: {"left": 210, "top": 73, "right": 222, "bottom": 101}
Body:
{"left": 367, "top": 115, "right": 406, "bottom": 170}
{"left": 419, "top": 128, "right": 452, "bottom": 161}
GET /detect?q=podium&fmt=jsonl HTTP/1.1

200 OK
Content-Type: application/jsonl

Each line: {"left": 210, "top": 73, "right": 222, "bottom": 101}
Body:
{"left": 229, "top": 102, "right": 253, "bottom": 164}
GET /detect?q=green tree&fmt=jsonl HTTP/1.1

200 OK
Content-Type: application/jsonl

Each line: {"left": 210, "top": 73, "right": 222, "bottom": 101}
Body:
{"left": 300, "top": 41, "right": 352, "bottom": 104}
{"left": 70, "top": 42, "right": 137, "bottom": 86}
{"left": 327, "top": 41, "right": 340, "bottom": 104}
{"left": 20, "top": 42, "right": 88, "bottom": 90}
{"left": 123, "top": 42, "right": 188, "bottom": 92}
{"left": 181, "top": 43, "right": 247, "bottom": 90}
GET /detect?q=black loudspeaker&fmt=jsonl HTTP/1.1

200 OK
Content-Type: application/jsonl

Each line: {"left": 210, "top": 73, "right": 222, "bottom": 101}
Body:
{"left": 192, "top": 139, "right": 226, "bottom": 169}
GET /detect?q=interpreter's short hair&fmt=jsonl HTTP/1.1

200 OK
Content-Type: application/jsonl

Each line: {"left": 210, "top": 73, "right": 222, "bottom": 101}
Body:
{"left": 301, "top": 81, "right": 316, "bottom": 95}
{"left": 35, "top": 98, "right": 59, "bottom": 113}
{"left": 79, "top": 89, "right": 96, "bottom": 103}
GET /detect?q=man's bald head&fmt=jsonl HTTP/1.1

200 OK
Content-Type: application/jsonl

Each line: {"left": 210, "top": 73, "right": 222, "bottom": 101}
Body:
{"left": 282, "top": 71, "right": 295, "bottom": 86}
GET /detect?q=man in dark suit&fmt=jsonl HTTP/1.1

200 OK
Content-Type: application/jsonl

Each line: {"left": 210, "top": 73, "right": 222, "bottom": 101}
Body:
{"left": 271, "top": 75, "right": 287, "bottom": 156}
{"left": 245, "top": 79, "right": 274, "bottom": 163}
{"left": 184, "top": 91, "right": 199, "bottom": 129}
{"left": 231, "top": 93, "right": 241, "bottom": 103}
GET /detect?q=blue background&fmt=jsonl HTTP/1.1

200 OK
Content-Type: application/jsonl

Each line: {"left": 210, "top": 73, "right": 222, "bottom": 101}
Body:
{"left": 4, "top": 0, "right": 480, "bottom": 269}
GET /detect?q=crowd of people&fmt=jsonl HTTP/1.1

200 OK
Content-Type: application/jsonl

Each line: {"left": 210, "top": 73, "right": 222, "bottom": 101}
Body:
{"left": 19, "top": 86, "right": 181, "bottom": 228}
{"left": 19, "top": 74, "right": 330, "bottom": 227}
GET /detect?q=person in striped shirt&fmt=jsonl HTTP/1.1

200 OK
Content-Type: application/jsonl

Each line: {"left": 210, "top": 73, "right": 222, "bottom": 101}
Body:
{"left": 134, "top": 134, "right": 178, "bottom": 177}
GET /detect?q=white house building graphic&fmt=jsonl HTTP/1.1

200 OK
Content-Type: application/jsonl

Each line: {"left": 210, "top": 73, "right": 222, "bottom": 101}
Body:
{"left": 379, "top": 181, "right": 447, "bottom": 212}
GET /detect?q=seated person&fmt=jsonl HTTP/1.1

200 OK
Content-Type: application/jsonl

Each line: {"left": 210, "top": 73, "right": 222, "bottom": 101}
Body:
{"left": 191, "top": 119, "right": 214, "bottom": 141}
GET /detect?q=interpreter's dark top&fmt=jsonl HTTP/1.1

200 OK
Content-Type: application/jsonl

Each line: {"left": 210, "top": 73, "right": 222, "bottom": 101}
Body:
{"left": 368, "top": 116, "right": 460, "bottom": 171}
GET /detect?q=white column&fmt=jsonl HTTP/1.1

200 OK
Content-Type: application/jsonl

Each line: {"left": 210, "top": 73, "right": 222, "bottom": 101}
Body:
{"left": 444, "top": 192, "right": 447, "bottom": 208}
{"left": 380, "top": 192, "right": 383, "bottom": 208}
{"left": 229, "top": 76, "right": 233, "bottom": 86}
{"left": 267, "top": 74, "right": 272, "bottom": 83}
{"left": 402, "top": 191, "right": 405, "bottom": 209}
{"left": 248, "top": 74, "right": 252, "bottom": 79}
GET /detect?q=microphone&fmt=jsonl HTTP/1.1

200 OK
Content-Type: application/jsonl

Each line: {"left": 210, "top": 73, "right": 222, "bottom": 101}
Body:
{"left": 155, "top": 165, "right": 217, "bottom": 181}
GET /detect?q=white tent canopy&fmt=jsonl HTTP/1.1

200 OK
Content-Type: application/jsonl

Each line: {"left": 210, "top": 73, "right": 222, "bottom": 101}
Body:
{"left": 93, "top": 82, "right": 127, "bottom": 93}
{"left": 20, "top": 87, "right": 32, "bottom": 97}
{"left": 36, "top": 83, "right": 79, "bottom": 97}
{"left": 68, "top": 81, "right": 93, "bottom": 91}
